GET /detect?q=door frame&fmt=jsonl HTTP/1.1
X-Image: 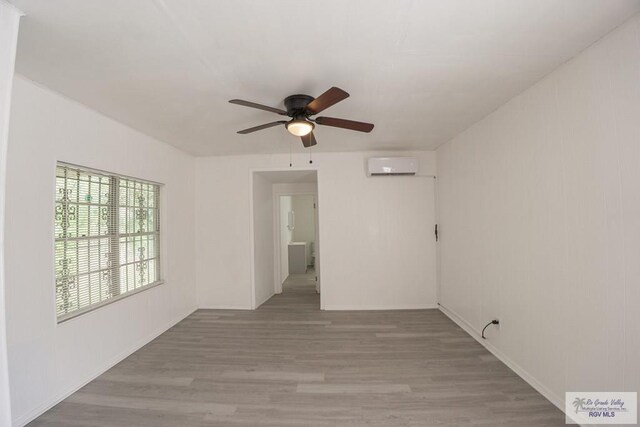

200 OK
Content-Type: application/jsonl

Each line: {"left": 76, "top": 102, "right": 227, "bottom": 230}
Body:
{"left": 274, "top": 191, "right": 317, "bottom": 292}
{"left": 248, "top": 167, "right": 323, "bottom": 310}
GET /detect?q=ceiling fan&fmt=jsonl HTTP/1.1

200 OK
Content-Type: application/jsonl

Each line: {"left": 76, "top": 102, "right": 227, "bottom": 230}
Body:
{"left": 229, "top": 87, "right": 374, "bottom": 148}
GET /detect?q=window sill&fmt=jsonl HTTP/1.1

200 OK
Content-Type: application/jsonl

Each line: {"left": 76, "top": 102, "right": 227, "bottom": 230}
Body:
{"left": 56, "top": 280, "right": 165, "bottom": 324}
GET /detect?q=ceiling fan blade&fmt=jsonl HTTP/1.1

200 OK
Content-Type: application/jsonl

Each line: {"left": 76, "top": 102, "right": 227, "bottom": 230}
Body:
{"left": 229, "top": 99, "right": 287, "bottom": 116}
{"left": 301, "top": 132, "right": 317, "bottom": 148}
{"left": 315, "top": 116, "right": 374, "bottom": 133}
{"left": 237, "top": 121, "right": 287, "bottom": 134}
{"left": 305, "top": 87, "right": 349, "bottom": 114}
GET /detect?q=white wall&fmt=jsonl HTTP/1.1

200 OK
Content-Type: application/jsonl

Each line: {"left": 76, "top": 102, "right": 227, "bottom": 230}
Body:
{"left": 291, "top": 195, "right": 315, "bottom": 252}
{"left": 436, "top": 14, "right": 640, "bottom": 411}
{"left": 4, "top": 77, "right": 197, "bottom": 425}
{"left": 279, "top": 195, "right": 293, "bottom": 284}
{"left": 273, "top": 183, "right": 318, "bottom": 195}
{"left": 0, "top": 3, "right": 22, "bottom": 426}
{"left": 251, "top": 173, "right": 275, "bottom": 308}
{"left": 195, "top": 151, "right": 437, "bottom": 310}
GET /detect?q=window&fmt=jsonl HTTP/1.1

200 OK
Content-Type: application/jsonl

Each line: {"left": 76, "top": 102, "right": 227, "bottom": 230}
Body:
{"left": 54, "top": 163, "right": 161, "bottom": 321}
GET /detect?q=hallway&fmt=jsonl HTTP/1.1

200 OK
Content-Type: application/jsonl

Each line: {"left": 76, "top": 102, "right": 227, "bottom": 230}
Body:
{"left": 261, "top": 268, "right": 318, "bottom": 311}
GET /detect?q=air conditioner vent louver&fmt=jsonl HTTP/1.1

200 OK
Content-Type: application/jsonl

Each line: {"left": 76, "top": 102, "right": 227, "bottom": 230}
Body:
{"left": 367, "top": 157, "right": 418, "bottom": 176}
{"left": 370, "top": 172, "right": 416, "bottom": 176}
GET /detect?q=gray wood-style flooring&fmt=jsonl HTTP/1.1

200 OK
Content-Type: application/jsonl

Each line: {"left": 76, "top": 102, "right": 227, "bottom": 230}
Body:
{"left": 30, "top": 270, "right": 564, "bottom": 426}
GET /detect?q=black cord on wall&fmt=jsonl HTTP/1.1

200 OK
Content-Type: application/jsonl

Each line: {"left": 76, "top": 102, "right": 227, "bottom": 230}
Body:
{"left": 481, "top": 319, "right": 500, "bottom": 339}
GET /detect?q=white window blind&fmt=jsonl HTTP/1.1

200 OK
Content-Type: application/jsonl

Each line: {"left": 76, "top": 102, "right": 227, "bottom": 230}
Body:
{"left": 54, "top": 163, "right": 161, "bottom": 322}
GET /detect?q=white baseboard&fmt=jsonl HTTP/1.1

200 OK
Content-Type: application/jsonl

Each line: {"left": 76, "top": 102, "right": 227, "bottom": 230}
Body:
{"left": 13, "top": 306, "right": 197, "bottom": 427}
{"left": 324, "top": 303, "right": 439, "bottom": 311}
{"left": 197, "top": 305, "right": 252, "bottom": 310}
{"left": 437, "top": 303, "right": 569, "bottom": 419}
{"left": 254, "top": 292, "right": 274, "bottom": 309}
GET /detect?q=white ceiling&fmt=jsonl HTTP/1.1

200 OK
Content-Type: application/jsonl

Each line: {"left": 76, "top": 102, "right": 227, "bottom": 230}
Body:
{"left": 9, "top": 0, "right": 640, "bottom": 156}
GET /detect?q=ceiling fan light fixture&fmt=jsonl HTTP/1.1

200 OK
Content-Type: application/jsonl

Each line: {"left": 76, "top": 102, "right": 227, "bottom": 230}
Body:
{"left": 286, "top": 119, "right": 314, "bottom": 137}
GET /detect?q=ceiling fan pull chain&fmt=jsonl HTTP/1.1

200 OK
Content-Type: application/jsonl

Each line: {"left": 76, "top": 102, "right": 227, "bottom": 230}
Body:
{"left": 309, "top": 145, "right": 313, "bottom": 164}
{"left": 289, "top": 138, "right": 292, "bottom": 167}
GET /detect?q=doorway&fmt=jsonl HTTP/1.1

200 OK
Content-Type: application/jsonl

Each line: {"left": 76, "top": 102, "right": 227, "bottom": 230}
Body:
{"left": 277, "top": 193, "right": 318, "bottom": 294}
{"left": 250, "top": 169, "right": 320, "bottom": 309}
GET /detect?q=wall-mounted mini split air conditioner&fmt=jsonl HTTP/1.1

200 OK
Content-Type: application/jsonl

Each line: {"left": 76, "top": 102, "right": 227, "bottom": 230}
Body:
{"left": 367, "top": 157, "right": 418, "bottom": 176}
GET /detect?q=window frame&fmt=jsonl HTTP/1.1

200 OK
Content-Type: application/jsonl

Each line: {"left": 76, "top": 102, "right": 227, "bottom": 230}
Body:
{"left": 54, "top": 162, "right": 164, "bottom": 323}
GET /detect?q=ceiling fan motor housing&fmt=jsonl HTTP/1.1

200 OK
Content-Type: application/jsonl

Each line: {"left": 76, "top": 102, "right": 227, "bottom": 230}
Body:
{"left": 284, "top": 94, "right": 315, "bottom": 117}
